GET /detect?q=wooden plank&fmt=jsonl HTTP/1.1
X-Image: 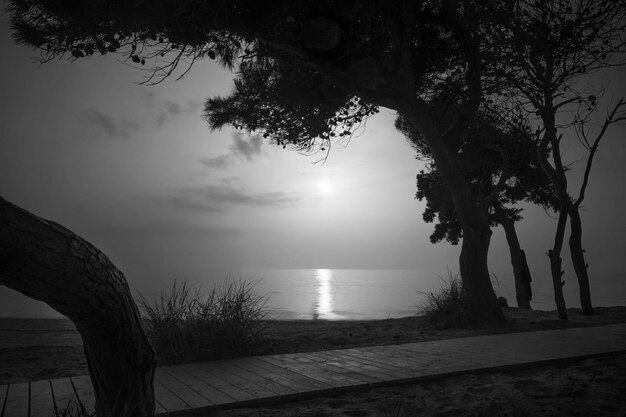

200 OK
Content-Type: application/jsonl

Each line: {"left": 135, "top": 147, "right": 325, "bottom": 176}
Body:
{"left": 154, "top": 398, "right": 167, "bottom": 415}
{"left": 236, "top": 357, "right": 332, "bottom": 392}
{"left": 310, "top": 350, "right": 410, "bottom": 379}
{"left": 158, "top": 365, "right": 232, "bottom": 406}
{"left": 50, "top": 378, "right": 77, "bottom": 415}
{"left": 155, "top": 368, "right": 211, "bottom": 410}
{"left": 153, "top": 378, "right": 190, "bottom": 414}
{"left": 339, "top": 346, "right": 442, "bottom": 373}
{"left": 307, "top": 351, "right": 398, "bottom": 381}
{"left": 186, "top": 361, "right": 277, "bottom": 399}
{"left": 169, "top": 363, "right": 257, "bottom": 403}
{"left": 218, "top": 359, "right": 300, "bottom": 396}
{"left": 2, "top": 383, "right": 29, "bottom": 417}
{"left": 259, "top": 355, "right": 368, "bottom": 387}
{"left": 29, "top": 381, "right": 55, "bottom": 417}
{"left": 289, "top": 352, "right": 379, "bottom": 384}
{"left": 70, "top": 376, "right": 95, "bottom": 413}
{"left": 389, "top": 342, "right": 541, "bottom": 366}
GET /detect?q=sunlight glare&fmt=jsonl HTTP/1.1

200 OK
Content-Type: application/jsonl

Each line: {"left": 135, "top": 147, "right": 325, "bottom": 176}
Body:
{"left": 316, "top": 179, "right": 333, "bottom": 196}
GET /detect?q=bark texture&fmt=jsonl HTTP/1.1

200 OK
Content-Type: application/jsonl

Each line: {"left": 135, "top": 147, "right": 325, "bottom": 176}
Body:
{"left": 0, "top": 196, "right": 156, "bottom": 417}
{"left": 547, "top": 208, "right": 569, "bottom": 320}
{"left": 501, "top": 219, "right": 531, "bottom": 309}
{"left": 567, "top": 207, "right": 594, "bottom": 314}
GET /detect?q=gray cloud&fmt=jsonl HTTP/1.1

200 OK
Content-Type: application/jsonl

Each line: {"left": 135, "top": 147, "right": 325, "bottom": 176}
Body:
{"left": 229, "top": 132, "right": 262, "bottom": 160}
{"left": 143, "top": 92, "right": 201, "bottom": 127}
{"left": 198, "top": 155, "right": 233, "bottom": 169}
{"left": 154, "top": 101, "right": 183, "bottom": 127}
{"left": 95, "top": 220, "right": 243, "bottom": 240}
{"left": 77, "top": 109, "right": 140, "bottom": 139}
{"left": 199, "top": 133, "right": 263, "bottom": 170}
{"left": 169, "top": 184, "right": 300, "bottom": 212}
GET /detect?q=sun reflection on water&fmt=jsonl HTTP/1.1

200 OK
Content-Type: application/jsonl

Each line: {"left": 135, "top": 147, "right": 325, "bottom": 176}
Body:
{"left": 313, "top": 269, "right": 341, "bottom": 319}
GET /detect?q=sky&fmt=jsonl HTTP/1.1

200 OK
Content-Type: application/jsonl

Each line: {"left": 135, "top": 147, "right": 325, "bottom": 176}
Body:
{"left": 1, "top": 12, "right": 625, "bottom": 317}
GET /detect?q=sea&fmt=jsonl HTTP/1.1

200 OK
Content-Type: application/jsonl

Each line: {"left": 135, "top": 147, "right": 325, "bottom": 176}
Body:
{"left": 1, "top": 268, "right": 625, "bottom": 321}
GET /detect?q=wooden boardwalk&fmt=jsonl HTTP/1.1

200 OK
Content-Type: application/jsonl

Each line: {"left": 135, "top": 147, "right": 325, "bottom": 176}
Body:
{"left": 2, "top": 323, "right": 625, "bottom": 416}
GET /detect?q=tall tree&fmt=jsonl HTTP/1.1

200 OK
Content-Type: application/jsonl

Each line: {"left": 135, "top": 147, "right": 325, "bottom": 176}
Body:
{"left": 399, "top": 111, "right": 558, "bottom": 309}
{"left": 8, "top": 0, "right": 509, "bottom": 324}
{"left": 496, "top": 0, "right": 626, "bottom": 317}
{"left": 0, "top": 197, "right": 156, "bottom": 417}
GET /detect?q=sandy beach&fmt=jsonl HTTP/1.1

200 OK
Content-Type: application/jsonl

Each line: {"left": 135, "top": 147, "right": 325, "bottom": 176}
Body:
{"left": 1, "top": 307, "right": 625, "bottom": 415}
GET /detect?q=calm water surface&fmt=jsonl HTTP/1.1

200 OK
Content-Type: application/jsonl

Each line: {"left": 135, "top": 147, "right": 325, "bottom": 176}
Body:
{"left": 1, "top": 268, "right": 624, "bottom": 321}
{"left": 213, "top": 268, "right": 626, "bottom": 320}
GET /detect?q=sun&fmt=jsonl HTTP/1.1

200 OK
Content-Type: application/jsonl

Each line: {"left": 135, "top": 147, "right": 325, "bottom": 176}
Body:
{"left": 316, "top": 179, "right": 334, "bottom": 196}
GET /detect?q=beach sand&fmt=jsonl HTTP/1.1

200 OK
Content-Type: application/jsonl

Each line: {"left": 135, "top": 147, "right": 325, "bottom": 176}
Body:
{"left": 1, "top": 307, "right": 625, "bottom": 415}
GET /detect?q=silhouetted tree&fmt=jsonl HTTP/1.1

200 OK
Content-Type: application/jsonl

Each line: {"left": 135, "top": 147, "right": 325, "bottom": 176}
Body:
{"left": 7, "top": 1, "right": 511, "bottom": 329}
{"left": 495, "top": 0, "right": 626, "bottom": 318}
{"left": 398, "top": 111, "right": 558, "bottom": 309}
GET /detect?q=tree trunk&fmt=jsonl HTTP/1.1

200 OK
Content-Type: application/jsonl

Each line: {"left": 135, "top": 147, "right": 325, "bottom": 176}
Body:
{"left": 536, "top": 110, "right": 568, "bottom": 321}
{"left": 0, "top": 196, "right": 156, "bottom": 417}
{"left": 567, "top": 206, "right": 594, "bottom": 314}
{"left": 458, "top": 222, "right": 504, "bottom": 320}
{"left": 501, "top": 219, "right": 531, "bottom": 309}
{"left": 547, "top": 208, "right": 568, "bottom": 320}
{"left": 400, "top": 105, "right": 504, "bottom": 323}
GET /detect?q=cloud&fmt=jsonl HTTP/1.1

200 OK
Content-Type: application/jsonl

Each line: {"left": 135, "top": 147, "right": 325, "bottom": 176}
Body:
{"left": 169, "top": 184, "right": 300, "bottom": 212}
{"left": 95, "top": 220, "right": 243, "bottom": 240}
{"left": 229, "top": 132, "right": 262, "bottom": 160}
{"left": 154, "top": 101, "right": 183, "bottom": 127}
{"left": 77, "top": 109, "right": 140, "bottom": 139}
{"left": 198, "top": 133, "right": 263, "bottom": 170}
{"left": 198, "top": 155, "right": 233, "bottom": 169}
{"left": 141, "top": 91, "right": 202, "bottom": 127}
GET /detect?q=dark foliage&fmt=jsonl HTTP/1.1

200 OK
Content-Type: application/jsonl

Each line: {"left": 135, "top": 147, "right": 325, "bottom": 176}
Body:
{"left": 398, "top": 110, "right": 558, "bottom": 245}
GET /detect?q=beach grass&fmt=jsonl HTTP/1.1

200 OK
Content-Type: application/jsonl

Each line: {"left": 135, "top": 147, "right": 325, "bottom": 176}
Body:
{"left": 138, "top": 279, "right": 272, "bottom": 365}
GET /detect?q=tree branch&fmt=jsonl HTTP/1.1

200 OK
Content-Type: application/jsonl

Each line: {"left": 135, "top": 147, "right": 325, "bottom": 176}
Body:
{"left": 574, "top": 97, "right": 625, "bottom": 207}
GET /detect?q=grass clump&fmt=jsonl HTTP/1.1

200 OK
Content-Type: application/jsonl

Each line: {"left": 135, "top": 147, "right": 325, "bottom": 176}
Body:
{"left": 138, "top": 279, "right": 271, "bottom": 365}
{"left": 417, "top": 273, "right": 501, "bottom": 329}
{"left": 417, "top": 275, "right": 469, "bottom": 329}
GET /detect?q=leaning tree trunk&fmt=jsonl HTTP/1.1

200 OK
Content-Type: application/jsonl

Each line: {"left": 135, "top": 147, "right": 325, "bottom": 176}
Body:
{"left": 0, "top": 196, "right": 156, "bottom": 417}
{"left": 567, "top": 206, "right": 594, "bottom": 314}
{"left": 547, "top": 207, "right": 569, "bottom": 320}
{"left": 501, "top": 219, "right": 531, "bottom": 309}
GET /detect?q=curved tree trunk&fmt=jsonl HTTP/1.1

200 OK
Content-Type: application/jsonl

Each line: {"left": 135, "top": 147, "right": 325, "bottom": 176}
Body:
{"left": 501, "top": 219, "right": 531, "bottom": 309}
{"left": 567, "top": 206, "right": 594, "bottom": 314}
{"left": 0, "top": 196, "right": 156, "bottom": 417}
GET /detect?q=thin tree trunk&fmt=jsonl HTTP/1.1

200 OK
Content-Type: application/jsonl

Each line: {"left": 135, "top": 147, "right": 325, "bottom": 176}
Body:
{"left": 537, "top": 108, "right": 569, "bottom": 321}
{"left": 0, "top": 196, "right": 156, "bottom": 417}
{"left": 547, "top": 207, "right": 568, "bottom": 320}
{"left": 567, "top": 206, "right": 594, "bottom": 314}
{"left": 501, "top": 219, "right": 531, "bottom": 309}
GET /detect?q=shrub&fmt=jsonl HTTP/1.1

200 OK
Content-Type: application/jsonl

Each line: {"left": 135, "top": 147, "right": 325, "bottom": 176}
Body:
{"left": 417, "top": 272, "right": 500, "bottom": 329}
{"left": 138, "top": 279, "right": 271, "bottom": 365}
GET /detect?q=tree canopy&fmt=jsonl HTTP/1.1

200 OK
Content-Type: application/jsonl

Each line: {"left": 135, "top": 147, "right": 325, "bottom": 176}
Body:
{"left": 9, "top": 1, "right": 505, "bottom": 150}
{"left": 399, "top": 111, "right": 558, "bottom": 245}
